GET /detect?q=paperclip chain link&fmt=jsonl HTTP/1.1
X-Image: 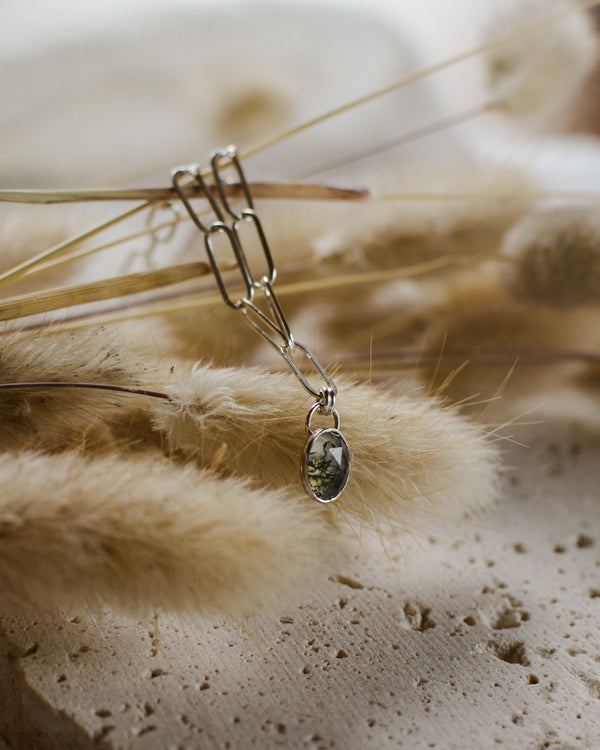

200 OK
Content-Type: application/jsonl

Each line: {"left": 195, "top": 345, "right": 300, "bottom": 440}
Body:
{"left": 172, "top": 146, "right": 337, "bottom": 416}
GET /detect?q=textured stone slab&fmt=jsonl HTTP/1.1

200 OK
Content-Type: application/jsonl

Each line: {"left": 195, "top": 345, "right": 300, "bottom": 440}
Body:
{"left": 1, "top": 419, "right": 599, "bottom": 748}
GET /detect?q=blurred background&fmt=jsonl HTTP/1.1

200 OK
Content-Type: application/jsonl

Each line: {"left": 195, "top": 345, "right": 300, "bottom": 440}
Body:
{"left": 0, "top": 0, "right": 488, "bottom": 188}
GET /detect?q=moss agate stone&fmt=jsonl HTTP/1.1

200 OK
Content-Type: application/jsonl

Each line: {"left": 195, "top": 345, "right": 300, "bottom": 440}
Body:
{"left": 302, "top": 428, "right": 350, "bottom": 503}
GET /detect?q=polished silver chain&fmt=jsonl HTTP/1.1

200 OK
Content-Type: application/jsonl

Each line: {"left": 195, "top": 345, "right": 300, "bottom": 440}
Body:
{"left": 172, "top": 146, "right": 338, "bottom": 417}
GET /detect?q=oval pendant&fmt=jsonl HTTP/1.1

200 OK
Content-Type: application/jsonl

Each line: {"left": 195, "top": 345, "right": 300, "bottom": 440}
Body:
{"left": 302, "top": 428, "right": 351, "bottom": 503}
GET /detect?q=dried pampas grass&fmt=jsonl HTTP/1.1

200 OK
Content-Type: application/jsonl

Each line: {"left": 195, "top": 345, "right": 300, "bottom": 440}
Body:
{"left": 502, "top": 206, "right": 600, "bottom": 307}
{"left": 483, "top": 0, "right": 597, "bottom": 125}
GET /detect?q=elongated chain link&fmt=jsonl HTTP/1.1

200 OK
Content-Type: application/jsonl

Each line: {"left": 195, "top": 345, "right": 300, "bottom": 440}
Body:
{"left": 172, "top": 146, "right": 337, "bottom": 414}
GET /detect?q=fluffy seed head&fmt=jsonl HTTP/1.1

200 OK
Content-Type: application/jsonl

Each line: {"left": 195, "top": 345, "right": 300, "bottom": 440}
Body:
{"left": 502, "top": 207, "right": 600, "bottom": 307}
{"left": 154, "top": 363, "right": 499, "bottom": 534}
{"left": 484, "top": 0, "right": 597, "bottom": 125}
{"left": 0, "top": 327, "right": 148, "bottom": 451}
{"left": 0, "top": 451, "right": 335, "bottom": 615}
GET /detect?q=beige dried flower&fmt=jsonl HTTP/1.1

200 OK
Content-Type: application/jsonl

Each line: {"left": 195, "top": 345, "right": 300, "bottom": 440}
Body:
{"left": 154, "top": 364, "right": 499, "bottom": 533}
{"left": 502, "top": 206, "right": 600, "bottom": 307}
{"left": 0, "top": 450, "right": 334, "bottom": 614}
{"left": 484, "top": 0, "right": 597, "bottom": 125}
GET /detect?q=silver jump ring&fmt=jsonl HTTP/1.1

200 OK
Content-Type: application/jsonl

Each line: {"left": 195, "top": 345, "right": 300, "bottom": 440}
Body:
{"left": 306, "top": 402, "right": 340, "bottom": 435}
{"left": 318, "top": 386, "right": 336, "bottom": 414}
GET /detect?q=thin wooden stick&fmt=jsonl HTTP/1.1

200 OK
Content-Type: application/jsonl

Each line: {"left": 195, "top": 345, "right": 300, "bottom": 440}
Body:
{"left": 343, "top": 348, "right": 600, "bottom": 370}
{"left": 0, "top": 262, "right": 219, "bottom": 321}
{"left": 375, "top": 190, "right": 600, "bottom": 202}
{"left": 0, "top": 204, "right": 148, "bottom": 289}
{"left": 296, "top": 103, "right": 491, "bottom": 179}
{"left": 27, "top": 215, "right": 186, "bottom": 278}
{"left": 255, "top": 254, "right": 482, "bottom": 297}
{"left": 0, "top": 382, "right": 170, "bottom": 399}
{"left": 240, "top": 0, "right": 600, "bottom": 161}
{"left": 0, "top": 182, "right": 368, "bottom": 205}
{"left": 9, "top": 253, "right": 483, "bottom": 330}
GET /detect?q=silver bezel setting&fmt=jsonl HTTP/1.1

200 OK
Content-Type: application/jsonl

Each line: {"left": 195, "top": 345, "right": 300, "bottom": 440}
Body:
{"left": 301, "top": 427, "right": 351, "bottom": 503}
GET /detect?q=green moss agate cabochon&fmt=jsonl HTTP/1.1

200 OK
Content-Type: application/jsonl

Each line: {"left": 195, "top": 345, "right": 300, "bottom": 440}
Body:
{"left": 302, "top": 428, "right": 351, "bottom": 503}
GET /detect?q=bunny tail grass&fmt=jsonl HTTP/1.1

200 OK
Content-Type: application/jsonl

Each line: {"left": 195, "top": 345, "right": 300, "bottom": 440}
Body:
{"left": 483, "top": 0, "right": 596, "bottom": 125}
{"left": 502, "top": 206, "right": 600, "bottom": 308}
{"left": 0, "top": 451, "right": 334, "bottom": 615}
{"left": 154, "top": 364, "right": 499, "bottom": 533}
{"left": 0, "top": 327, "right": 149, "bottom": 452}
